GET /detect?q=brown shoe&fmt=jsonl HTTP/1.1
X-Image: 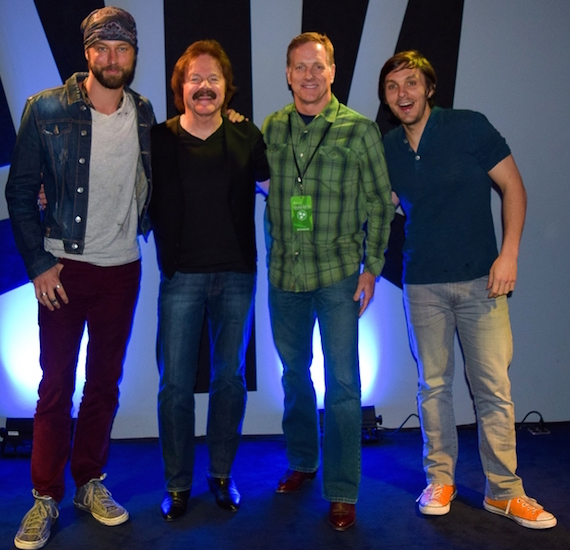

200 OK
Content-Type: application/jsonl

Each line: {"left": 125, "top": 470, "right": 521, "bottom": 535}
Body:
{"left": 275, "top": 469, "right": 317, "bottom": 493}
{"left": 329, "top": 502, "right": 356, "bottom": 531}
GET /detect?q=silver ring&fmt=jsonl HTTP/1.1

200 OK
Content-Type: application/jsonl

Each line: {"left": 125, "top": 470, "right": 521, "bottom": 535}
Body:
{"left": 55, "top": 284, "right": 61, "bottom": 289}
{"left": 41, "top": 292, "right": 48, "bottom": 297}
{"left": 50, "top": 299, "right": 58, "bottom": 305}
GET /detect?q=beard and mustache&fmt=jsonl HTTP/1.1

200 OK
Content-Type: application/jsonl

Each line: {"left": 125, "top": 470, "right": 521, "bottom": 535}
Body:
{"left": 88, "top": 59, "right": 136, "bottom": 89}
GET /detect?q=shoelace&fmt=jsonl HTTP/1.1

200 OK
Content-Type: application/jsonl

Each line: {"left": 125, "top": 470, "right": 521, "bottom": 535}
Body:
{"left": 83, "top": 481, "right": 117, "bottom": 510}
{"left": 505, "top": 496, "right": 544, "bottom": 515}
{"left": 22, "top": 500, "right": 57, "bottom": 534}
{"left": 416, "top": 483, "right": 443, "bottom": 502}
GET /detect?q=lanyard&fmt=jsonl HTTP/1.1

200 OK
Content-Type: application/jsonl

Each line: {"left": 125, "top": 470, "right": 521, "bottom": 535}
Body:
{"left": 288, "top": 112, "right": 332, "bottom": 195}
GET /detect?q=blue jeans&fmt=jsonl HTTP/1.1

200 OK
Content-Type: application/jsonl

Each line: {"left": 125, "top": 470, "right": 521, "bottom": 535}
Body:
{"left": 403, "top": 277, "right": 525, "bottom": 499}
{"left": 157, "top": 271, "right": 255, "bottom": 492}
{"left": 269, "top": 272, "right": 362, "bottom": 503}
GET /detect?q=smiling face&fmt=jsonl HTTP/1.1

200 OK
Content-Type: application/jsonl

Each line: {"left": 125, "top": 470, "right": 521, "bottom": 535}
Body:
{"left": 85, "top": 40, "right": 135, "bottom": 89}
{"left": 182, "top": 54, "right": 226, "bottom": 119}
{"left": 286, "top": 41, "right": 336, "bottom": 115}
{"left": 383, "top": 67, "right": 434, "bottom": 131}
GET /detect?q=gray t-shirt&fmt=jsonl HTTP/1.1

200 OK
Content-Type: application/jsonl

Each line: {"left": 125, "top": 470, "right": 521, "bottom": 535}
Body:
{"left": 45, "top": 92, "right": 141, "bottom": 266}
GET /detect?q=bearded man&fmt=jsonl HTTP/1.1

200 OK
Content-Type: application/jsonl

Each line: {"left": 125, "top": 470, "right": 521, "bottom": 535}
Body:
{"left": 6, "top": 7, "right": 155, "bottom": 548}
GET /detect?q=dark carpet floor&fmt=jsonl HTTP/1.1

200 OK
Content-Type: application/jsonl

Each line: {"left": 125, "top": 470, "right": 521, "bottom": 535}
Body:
{"left": 1, "top": 423, "right": 569, "bottom": 549}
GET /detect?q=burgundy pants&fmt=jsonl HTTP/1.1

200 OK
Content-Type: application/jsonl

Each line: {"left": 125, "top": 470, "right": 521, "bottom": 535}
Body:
{"left": 32, "top": 258, "right": 141, "bottom": 502}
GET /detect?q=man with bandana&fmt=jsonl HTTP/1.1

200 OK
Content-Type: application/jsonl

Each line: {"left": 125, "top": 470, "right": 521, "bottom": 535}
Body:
{"left": 6, "top": 7, "right": 154, "bottom": 549}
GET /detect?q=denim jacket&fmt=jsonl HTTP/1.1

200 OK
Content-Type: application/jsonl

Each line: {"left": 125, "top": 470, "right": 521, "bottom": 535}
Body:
{"left": 5, "top": 72, "right": 155, "bottom": 280}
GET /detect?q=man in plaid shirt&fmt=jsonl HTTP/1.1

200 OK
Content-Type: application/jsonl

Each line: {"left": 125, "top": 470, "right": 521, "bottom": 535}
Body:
{"left": 263, "top": 32, "right": 394, "bottom": 531}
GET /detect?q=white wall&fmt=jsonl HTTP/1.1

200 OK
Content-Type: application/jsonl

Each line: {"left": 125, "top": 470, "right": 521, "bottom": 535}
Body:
{"left": 455, "top": 0, "right": 570, "bottom": 423}
{"left": 1, "top": 0, "right": 569, "bottom": 438}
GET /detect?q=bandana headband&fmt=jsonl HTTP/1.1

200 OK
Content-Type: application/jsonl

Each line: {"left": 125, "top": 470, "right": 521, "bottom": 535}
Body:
{"left": 81, "top": 7, "right": 137, "bottom": 51}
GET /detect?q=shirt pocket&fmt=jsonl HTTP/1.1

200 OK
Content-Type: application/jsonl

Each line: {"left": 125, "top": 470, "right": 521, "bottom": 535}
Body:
{"left": 315, "top": 145, "right": 359, "bottom": 191}
{"left": 40, "top": 121, "right": 73, "bottom": 166}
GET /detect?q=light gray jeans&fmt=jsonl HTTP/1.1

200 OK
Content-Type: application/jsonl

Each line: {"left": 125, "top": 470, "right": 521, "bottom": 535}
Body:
{"left": 403, "top": 276, "right": 525, "bottom": 499}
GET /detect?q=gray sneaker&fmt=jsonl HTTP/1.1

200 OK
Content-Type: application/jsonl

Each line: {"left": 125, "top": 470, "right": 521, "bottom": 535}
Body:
{"left": 73, "top": 474, "right": 129, "bottom": 526}
{"left": 14, "top": 490, "right": 59, "bottom": 550}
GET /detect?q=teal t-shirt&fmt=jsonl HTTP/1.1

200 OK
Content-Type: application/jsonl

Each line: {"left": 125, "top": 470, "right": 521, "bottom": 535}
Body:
{"left": 383, "top": 107, "right": 511, "bottom": 285}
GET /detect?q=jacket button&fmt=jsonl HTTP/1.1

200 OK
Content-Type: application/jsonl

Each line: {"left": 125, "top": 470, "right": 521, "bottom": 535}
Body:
{"left": 77, "top": 187, "right": 84, "bottom": 193}
{"left": 79, "top": 158, "right": 86, "bottom": 164}
{"left": 75, "top": 216, "right": 82, "bottom": 223}
{"left": 71, "top": 243, "right": 79, "bottom": 249}
{"left": 81, "top": 130, "right": 87, "bottom": 136}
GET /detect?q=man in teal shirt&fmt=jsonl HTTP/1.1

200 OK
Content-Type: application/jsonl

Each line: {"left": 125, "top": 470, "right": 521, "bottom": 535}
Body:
{"left": 379, "top": 50, "right": 556, "bottom": 530}
{"left": 263, "top": 32, "right": 393, "bottom": 531}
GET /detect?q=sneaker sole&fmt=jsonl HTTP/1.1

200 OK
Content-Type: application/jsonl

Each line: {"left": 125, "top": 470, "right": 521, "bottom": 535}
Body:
{"left": 483, "top": 501, "right": 557, "bottom": 529}
{"left": 14, "top": 532, "right": 51, "bottom": 550}
{"left": 418, "top": 490, "right": 457, "bottom": 516}
{"left": 73, "top": 501, "right": 129, "bottom": 526}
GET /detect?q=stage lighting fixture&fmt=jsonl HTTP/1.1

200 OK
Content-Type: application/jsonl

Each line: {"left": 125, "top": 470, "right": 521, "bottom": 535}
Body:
{"left": 0, "top": 417, "right": 34, "bottom": 457}
{"left": 318, "top": 405, "right": 383, "bottom": 442}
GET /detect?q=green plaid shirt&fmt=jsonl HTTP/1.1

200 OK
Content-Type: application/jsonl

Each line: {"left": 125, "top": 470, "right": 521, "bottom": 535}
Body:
{"left": 263, "top": 96, "right": 394, "bottom": 292}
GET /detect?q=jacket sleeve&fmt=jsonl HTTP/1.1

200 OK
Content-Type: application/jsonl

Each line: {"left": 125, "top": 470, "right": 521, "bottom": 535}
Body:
{"left": 149, "top": 120, "right": 185, "bottom": 278}
{"left": 5, "top": 99, "right": 58, "bottom": 280}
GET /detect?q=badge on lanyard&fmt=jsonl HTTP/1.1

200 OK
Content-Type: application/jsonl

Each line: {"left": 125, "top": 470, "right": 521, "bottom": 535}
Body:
{"left": 287, "top": 111, "right": 333, "bottom": 233}
{"left": 291, "top": 195, "right": 313, "bottom": 232}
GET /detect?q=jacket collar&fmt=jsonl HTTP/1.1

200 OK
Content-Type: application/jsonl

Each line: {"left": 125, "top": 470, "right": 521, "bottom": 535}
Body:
{"left": 64, "top": 72, "right": 136, "bottom": 108}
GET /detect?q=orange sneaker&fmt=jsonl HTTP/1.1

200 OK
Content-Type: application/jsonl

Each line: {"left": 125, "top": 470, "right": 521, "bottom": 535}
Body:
{"left": 416, "top": 483, "right": 457, "bottom": 515}
{"left": 484, "top": 495, "right": 557, "bottom": 529}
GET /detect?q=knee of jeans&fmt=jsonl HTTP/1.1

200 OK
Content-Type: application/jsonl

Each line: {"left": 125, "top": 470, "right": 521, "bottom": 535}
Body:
{"left": 327, "top": 385, "right": 361, "bottom": 406}
{"left": 210, "top": 371, "right": 246, "bottom": 391}
{"left": 282, "top": 369, "right": 315, "bottom": 394}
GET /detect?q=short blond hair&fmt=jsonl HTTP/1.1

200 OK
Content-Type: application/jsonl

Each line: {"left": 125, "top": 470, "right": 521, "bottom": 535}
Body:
{"left": 286, "top": 32, "right": 335, "bottom": 67}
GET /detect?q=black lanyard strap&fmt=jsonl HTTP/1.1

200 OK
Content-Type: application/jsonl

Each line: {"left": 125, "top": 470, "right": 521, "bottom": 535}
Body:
{"left": 288, "top": 112, "right": 332, "bottom": 194}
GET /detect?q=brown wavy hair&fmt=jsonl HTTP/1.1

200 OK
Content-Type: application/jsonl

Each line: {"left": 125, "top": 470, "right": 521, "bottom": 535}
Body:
{"left": 171, "top": 39, "right": 236, "bottom": 113}
{"left": 378, "top": 50, "right": 437, "bottom": 107}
